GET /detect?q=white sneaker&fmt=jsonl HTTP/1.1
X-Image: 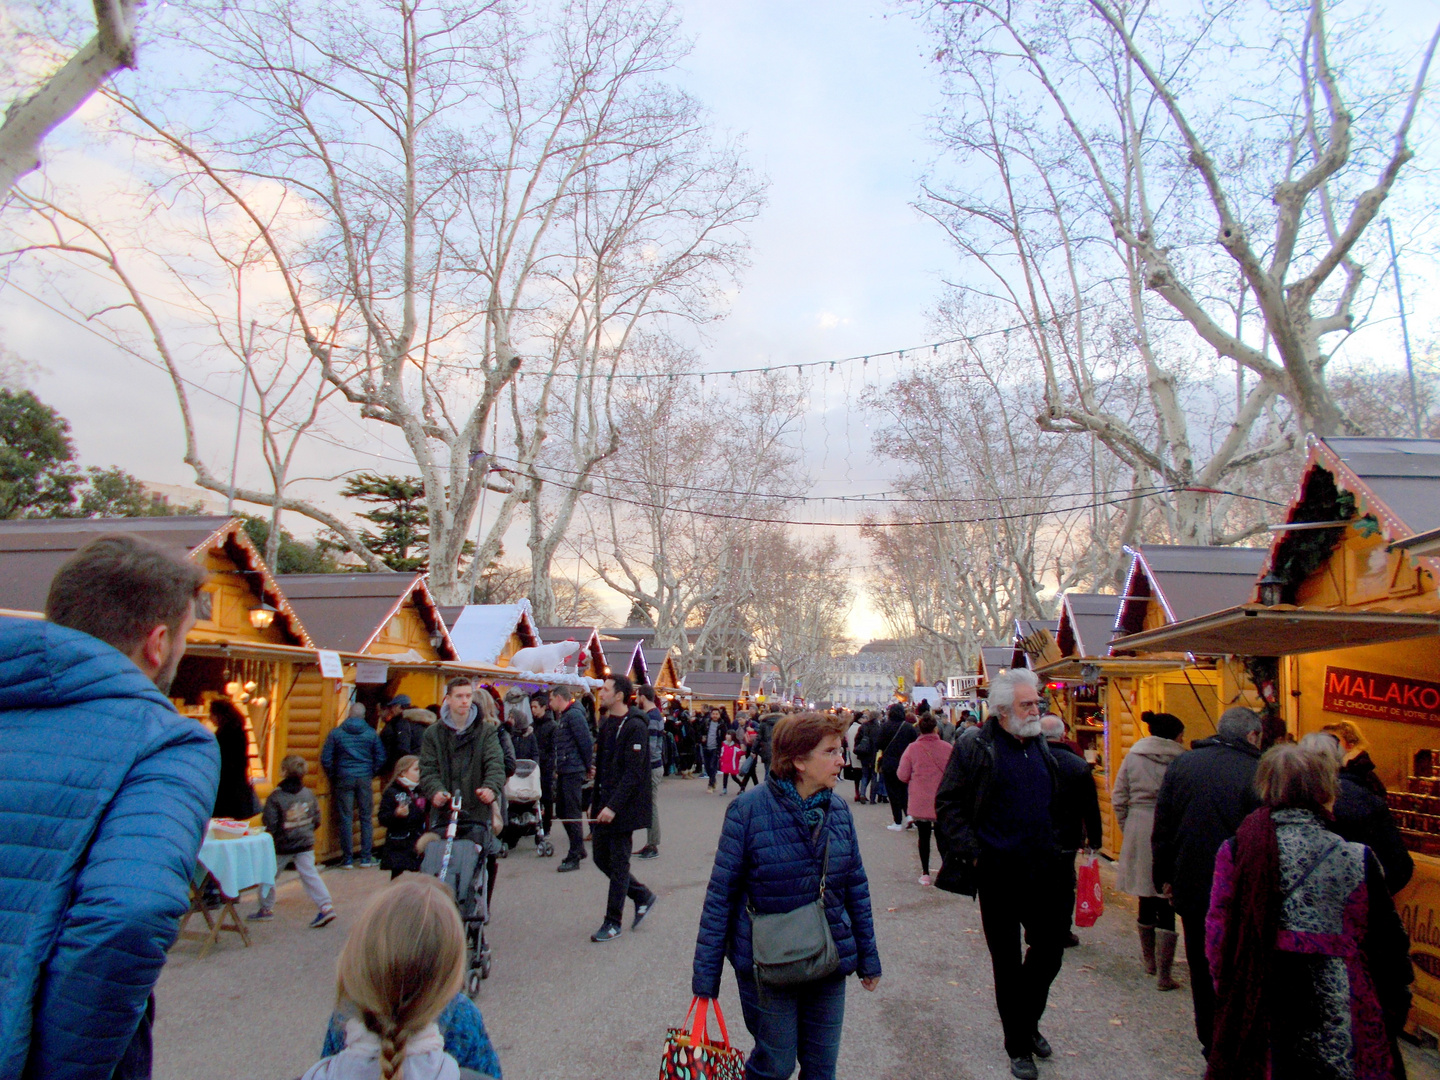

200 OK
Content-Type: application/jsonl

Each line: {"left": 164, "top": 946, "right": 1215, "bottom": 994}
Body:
{"left": 886, "top": 823, "right": 906, "bottom": 831}
{"left": 919, "top": 874, "right": 932, "bottom": 886}
{"left": 902, "top": 814, "right": 914, "bottom": 826}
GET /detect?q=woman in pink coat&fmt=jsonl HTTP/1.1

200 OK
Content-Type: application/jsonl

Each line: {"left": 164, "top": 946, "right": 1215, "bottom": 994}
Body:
{"left": 897, "top": 714, "right": 954, "bottom": 886}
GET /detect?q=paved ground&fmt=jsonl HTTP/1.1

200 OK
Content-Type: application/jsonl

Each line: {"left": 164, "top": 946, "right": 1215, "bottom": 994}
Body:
{"left": 155, "top": 776, "right": 1440, "bottom": 1080}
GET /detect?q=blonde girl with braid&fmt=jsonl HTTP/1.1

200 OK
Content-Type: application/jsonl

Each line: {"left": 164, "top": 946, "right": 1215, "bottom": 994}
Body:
{"left": 302, "top": 876, "right": 468, "bottom": 1080}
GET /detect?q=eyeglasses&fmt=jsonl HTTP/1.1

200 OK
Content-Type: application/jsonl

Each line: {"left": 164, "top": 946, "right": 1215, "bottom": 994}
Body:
{"left": 813, "top": 747, "right": 847, "bottom": 759}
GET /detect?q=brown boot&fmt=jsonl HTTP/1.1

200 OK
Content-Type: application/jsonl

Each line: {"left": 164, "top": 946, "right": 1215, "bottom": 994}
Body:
{"left": 1137, "top": 923, "right": 1157, "bottom": 976}
{"left": 1155, "top": 928, "right": 1181, "bottom": 991}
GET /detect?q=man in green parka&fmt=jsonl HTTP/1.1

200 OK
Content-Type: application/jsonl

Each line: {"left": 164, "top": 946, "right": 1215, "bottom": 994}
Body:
{"left": 419, "top": 676, "right": 506, "bottom": 840}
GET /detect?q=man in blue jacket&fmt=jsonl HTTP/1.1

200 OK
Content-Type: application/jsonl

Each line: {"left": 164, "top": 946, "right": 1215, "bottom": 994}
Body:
{"left": 322, "top": 702, "right": 386, "bottom": 868}
{"left": 0, "top": 534, "right": 220, "bottom": 1080}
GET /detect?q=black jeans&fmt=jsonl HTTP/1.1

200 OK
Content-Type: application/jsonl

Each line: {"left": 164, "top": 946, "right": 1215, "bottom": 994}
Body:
{"left": 977, "top": 851, "right": 1070, "bottom": 1058}
{"left": 332, "top": 776, "right": 373, "bottom": 861}
{"left": 704, "top": 746, "right": 720, "bottom": 784}
{"left": 1180, "top": 908, "right": 1214, "bottom": 1054}
{"left": 916, "top": 821, "right": 934, "bottom": 875}
{"left": 557, "top": 772, "right": 586, "bottom": 860}
{"left": 591, "top": 824, "right": 650, "bottom": 926}
{"left": 1137, "top": 895, "right": 1175, "bottom": 931}
{"left": 884, "top": 772, "right": 908, "bottom": 824}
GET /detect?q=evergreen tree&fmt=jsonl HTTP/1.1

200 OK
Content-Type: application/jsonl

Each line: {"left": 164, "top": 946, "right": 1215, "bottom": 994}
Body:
{"left": 0, "top": 388, "right": 81, "bottom": 518}
{"left": 239, "top": 516, "right": 341, "bottom": 574}
{"left": 339, "top": 472, "right": 429, "bottom": 571}
{"left": 75, "top": 467, "right": 206, "bottom": 517}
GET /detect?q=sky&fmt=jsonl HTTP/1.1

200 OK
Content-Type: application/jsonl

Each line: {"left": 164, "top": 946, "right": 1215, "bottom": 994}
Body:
{"left": 3, "top": 0, "right": 1437, "bottom": 645}
{"left": 2, "top": 0, "right": 953, "bottom": 641}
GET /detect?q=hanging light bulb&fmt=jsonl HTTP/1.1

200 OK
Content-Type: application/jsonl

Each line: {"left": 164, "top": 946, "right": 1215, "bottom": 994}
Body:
{"left": 225, "top": 681, "right": 243, "bottom": 698}
{"left": 243, "top": 681, "right": 258, "bottom": 694}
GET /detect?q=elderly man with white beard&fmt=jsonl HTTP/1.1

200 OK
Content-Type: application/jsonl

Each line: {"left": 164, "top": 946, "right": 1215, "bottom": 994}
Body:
{"left": 935, "top": 667, "right": 1067, "bottom": 1080}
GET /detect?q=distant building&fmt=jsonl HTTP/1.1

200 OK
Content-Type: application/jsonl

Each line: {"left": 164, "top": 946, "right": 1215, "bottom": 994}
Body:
{"left": 826, "top": 640, "right": 906, "bottom": 708}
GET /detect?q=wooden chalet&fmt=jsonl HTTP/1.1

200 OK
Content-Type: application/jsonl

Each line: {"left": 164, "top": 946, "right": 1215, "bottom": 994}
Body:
{"left": 685, "top": 670, "right": 746, "bottom": 716}
{"left": 535, "top": 625, "right": 611, "bottom": 681}
{"left": 1111, "top": 438, "right": 1440, "bottom": 1032}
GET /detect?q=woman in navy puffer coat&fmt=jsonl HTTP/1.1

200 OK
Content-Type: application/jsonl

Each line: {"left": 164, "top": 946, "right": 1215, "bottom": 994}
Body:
{"left": 693, "top": 712, "right": 881, "bottom": 1080}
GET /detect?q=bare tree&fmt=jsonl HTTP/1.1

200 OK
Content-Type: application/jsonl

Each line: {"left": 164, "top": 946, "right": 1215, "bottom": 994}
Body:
{"left": 13, "top": 0, "right": 759, "bottom": 599}
{"left": 863, "top": 344, "right": 1139, "bottom": 671}
{"left": 583, "top": 360, "right": 806, "bottom": 669}
{"left": 923, "top": 0, "right": 1440, "bottom": 539}
{"left": 744, "top": 532, "right": 853, "bottom": 703}
{"left": 0, "top": 0, "right": 139, "bottom": 191}
{"left": 3, "top": 191, "right": 380, "bottom": 566}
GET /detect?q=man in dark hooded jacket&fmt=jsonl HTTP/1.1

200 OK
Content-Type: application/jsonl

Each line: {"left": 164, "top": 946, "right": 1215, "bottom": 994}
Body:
{"left": 1151, "top": 706, "right": 1262, "bottom": 1057}
{"left": 589, "top": 674, "right": 656, "bottom": 941}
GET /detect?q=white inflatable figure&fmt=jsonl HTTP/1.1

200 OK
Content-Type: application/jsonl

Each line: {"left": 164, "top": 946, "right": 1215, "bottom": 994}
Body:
{"left": 508, "top": 639, "right": 582, "bottom": 674}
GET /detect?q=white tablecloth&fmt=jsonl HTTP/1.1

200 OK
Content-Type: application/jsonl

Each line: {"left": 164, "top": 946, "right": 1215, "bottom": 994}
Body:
{"left": 196, "top": 832, "right": 277, "bottom": 900}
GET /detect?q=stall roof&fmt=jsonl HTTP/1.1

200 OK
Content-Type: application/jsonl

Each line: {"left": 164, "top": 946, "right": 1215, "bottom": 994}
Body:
{"left": 685, "top": 670, "right": 746, "bottom": 701}
{"left": 978, "top": 646, "right": 1015, "bottom": 684}
{"left": 1325, "top": 437, "right": 1440, "bottom": 536}
{"left": 277, "top": 572, "right": 456, "bottom": 659}
{"left": 0, "top": 516, "right": 311, "bottom": 645}
{"left": 534, "top": 625, "right": 610, "bottom": 679}
{"left": 1110, "top": 604, "right": 1440, "bottom": 657}
{"left": 1112, "top": 544, "right": 1270, "bottom": 642}
{"left": 445, "top": 600, "right": 540, "bottom": 665}
{"left": 1055, "top": 593, "right": 1123, "bottom": 660}
{"left": 1034, "top": 655, "right": 1194, "bottom": 680}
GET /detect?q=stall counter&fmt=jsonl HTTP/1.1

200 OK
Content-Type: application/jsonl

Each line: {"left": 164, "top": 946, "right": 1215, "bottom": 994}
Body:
{"left": 1395, "top": 852, "right": 1440, "bottom": 1036}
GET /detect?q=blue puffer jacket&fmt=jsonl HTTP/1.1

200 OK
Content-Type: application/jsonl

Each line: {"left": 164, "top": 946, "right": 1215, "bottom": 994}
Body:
{"left": 322, "top": 713, "right": 385, "bottom": 781}
{"left": 692, "top": 779, "right": 882, "bottom": 998}
{"left": 0, "top": 617, "right": 220, "bottom": 1080}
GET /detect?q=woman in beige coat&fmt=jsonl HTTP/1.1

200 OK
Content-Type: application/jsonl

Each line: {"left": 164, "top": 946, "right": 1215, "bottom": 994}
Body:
{"left": 1111, "top": 711, "right": 1186, "bottom": 990}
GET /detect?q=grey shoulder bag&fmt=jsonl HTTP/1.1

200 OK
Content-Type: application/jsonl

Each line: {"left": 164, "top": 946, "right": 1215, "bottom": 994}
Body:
{"left": 748, "top": 838, "right": 840, "bottom": 987}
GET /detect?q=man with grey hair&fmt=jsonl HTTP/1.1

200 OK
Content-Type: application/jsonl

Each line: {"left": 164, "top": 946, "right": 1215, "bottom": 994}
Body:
{"left": 935, "top": 667, "right": 1067, "bottom": 1079}
{"left": 1151, "top": 705, "right": 1263, "bottom": 1057}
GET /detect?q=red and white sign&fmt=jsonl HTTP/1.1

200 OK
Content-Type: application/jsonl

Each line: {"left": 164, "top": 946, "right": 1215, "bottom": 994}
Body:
{"left": 1323, "top": 666, "right": 1440, "bottom": 726}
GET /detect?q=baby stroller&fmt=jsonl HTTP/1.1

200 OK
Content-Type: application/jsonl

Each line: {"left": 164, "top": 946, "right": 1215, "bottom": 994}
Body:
{"left": 423, "top": 796, "right": 492, "bottom": 993}
{"left": 501, "top": 759, "right": 554, "bottom": 857}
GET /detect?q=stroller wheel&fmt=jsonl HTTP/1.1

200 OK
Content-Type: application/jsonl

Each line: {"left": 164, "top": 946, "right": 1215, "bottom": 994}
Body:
{"left": 496, "top": 845, "right": 508, "bottom": 859}
{"left": 538, "top": 841, "right": 554, "bottom": 857}
{"left": 480, "top": 953, "right": 492, "bottom": 980}
{"left": 466, "top": 969, "right": 483, "bottom": 996}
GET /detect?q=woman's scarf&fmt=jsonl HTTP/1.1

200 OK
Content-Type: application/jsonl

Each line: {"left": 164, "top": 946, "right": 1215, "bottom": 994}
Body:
{"left": 1206, "top": 807, "right": 1280, "bottom": 1080}
{"left": 772, "top": 778, "right": 830, "bottom": 831}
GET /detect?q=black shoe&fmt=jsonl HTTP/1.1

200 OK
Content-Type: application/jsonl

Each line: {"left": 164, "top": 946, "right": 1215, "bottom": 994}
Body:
{"left": 633, "top": 892, "right": 657, "bottom": 929}
{"left": 636, "top": 845, "right": 659, "bottom": 860}
{"left": 1064, "top": 931, "right": 1080, "bottom": 947}
{"left": 591, "top": 922, "right": 621, "bottom": 942}
{"left": 1032, "top": 1033, "right": 1052, "bottom": 1059}
{"left": 557, "top": 858, "right": 581, "bottom": 873}
{"left": 1009, "top": 1055, "right": 1038, "bottom": 1079}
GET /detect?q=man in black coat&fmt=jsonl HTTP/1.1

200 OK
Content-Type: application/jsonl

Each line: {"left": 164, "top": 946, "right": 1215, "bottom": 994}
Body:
{"left": 549, "top": 684, "right": 594, "bottom": 871}
{"left": 1041, "top": 715, "right": 1103, "bottom": 947}
{"left": 878, "top": 702, "right": 919, "bottom": 828}
{"left": 1151, "top": 706, "right": 1262, "bottom": 1057}
{"left": 935, "top": 670, "right": 1067, "bottom": 1080}
{"left": 589, "top": 674, "right": 656, "bottom": 942}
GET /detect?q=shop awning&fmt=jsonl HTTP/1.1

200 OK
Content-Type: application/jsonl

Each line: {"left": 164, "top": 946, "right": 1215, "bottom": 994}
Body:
{"left": 1392, "top": 526, "right": 1440, "bottom": 558}
{"left": 1032, "top": 656, "right": 1194, "bottom": 681}
{"left": 1109, "top": 605, "right": 1440, "bottom": 657}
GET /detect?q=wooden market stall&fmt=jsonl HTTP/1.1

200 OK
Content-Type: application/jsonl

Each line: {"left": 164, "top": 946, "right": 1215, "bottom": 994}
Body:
{"left": 1037, "top": 592, "right": 1123, "bottom": 754}
{"left": 1082, "top": 545, "right": 1270, "bottom": 857}
{"left": 635, "top": 647, "right": 682, "bottom": 694}
{"left": 685, "top": 670, "right": 745, "bottom": 716}
{"left": 0, "top": 516, "right": 333, "bottom": 815}
{"left": 443, "top": 600, "right": 541, "bottom": 669}
{"left": 1111, "top": 436, "right": 1440, "bottom": 1033}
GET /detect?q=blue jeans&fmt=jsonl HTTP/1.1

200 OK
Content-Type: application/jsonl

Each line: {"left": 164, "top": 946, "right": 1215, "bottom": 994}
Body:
{"left": 858, "top": 761, "right": 877, "bottom": 801}
{"left": 735, "top": 972, "right": 846, "bottom": 1080}
{"left": 704, "top": 747, "right": 720, "bottom": 785}
{"left": 332, "top": 776, "right": 373, "bottom": 861}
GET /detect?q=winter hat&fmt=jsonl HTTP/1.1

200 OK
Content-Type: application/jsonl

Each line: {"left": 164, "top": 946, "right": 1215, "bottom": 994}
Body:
{"left": 1142, "top": 710, "right": 1185, "bottom": 741}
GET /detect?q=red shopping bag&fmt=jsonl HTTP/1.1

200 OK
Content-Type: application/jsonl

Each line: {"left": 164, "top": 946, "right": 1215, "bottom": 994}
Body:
{"left": 658, "top": 996, "right": 745, "bottom": 1080}
{"left": 1075, "top": 857, "right": 1103, "bottom": 927}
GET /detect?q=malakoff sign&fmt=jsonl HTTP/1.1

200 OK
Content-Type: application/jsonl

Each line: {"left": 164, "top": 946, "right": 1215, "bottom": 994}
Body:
{"left": 1323, "top": 666, "right": 1440, "bottom": 727}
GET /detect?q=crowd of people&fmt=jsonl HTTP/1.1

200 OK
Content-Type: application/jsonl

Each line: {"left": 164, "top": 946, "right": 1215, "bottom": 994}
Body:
{"left": 0, "top": 530, "right": 1422, "bottom": 1080}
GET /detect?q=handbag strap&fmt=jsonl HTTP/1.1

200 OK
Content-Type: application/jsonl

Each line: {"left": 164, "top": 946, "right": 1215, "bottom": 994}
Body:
{"left": 686, "top": 996, "right": 734, "bottom": 1051}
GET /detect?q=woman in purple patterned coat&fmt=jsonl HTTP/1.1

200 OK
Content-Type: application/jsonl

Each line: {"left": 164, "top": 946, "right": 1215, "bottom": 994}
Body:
{"left": 1205, "top": 743, "right": 1412, "bottom": 1080}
